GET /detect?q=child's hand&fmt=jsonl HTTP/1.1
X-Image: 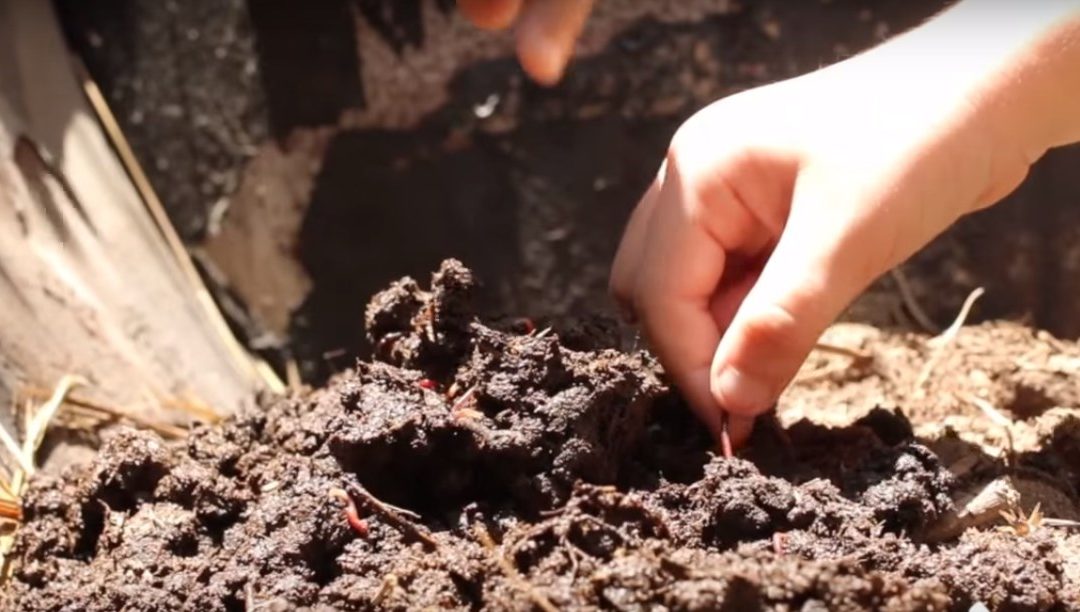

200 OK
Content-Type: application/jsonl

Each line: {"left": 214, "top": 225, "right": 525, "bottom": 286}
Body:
{"left": 457, "top": 0, "right": 594, "bottom": 85}
{"left": 610, "top": 1, "right": 1080, "bottom": 445}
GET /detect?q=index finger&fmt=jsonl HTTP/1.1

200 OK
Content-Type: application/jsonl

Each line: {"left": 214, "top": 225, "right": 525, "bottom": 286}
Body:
{"left": 515, "top": 0, "right": 595, "bottom": 85}
{"left": 633, "top": 167, "right": 729, "bottom": 438}
{"left": 458, "top": 0, "right": 522, "bottom": 29}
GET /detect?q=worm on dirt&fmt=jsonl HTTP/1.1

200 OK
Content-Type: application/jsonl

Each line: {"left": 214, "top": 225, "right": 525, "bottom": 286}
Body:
{"left": 719, "top": 411, "right": 734, "bottom": 459}
{"left": 329, "top": 488, "right": 369, "bottom": 537}
{"left": 348, "top": 484, "right": 439, "bottom": 549}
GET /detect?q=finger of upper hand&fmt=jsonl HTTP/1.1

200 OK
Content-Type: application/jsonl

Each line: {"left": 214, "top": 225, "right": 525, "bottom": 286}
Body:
{"left": 458, "top": 0, "right": 523, "bottom": 30}
{"left": 515, "top": 0, "right": 595, "bottom": 85}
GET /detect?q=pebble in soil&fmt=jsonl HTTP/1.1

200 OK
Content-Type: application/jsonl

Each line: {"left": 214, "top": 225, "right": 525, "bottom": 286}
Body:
{"left": 7, "top": 261, "right": 1071, "bottom": 611}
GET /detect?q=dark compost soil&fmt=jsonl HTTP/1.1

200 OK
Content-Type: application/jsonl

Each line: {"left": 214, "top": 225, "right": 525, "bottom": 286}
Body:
{"left": 8, "top": 261, "right": 1080, "bottom": 611}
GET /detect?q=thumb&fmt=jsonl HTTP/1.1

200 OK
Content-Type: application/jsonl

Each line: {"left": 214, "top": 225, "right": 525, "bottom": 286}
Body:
{"left": 710, "top": 186, "right": 874, "bottom": 420}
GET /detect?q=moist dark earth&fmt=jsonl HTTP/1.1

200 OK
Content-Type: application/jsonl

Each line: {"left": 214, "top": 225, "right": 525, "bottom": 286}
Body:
{"left": 7, "top": 262, "right": 1079, "bottom": 611}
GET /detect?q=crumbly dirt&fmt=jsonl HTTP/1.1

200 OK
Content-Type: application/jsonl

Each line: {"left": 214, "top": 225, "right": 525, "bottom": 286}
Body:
{"left": 8, "top": 261, "right": 1080, "bottom": 611}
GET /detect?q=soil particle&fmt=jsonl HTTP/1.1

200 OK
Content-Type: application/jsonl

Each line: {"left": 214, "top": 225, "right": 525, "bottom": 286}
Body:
{"left": 590, "top": 545, "right": 953, "bottom": 611}
{"left": 365, "top": 258, "right": 479, "bottom": 373}
{"left": 907, "top": 530, "right": 1066, "bottom": 611}
{"left": 8, "top": 262, "right": 1078, "bottom": 610}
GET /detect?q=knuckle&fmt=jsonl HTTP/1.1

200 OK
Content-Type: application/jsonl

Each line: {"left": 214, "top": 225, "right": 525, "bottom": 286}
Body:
{"left": 662, "top": 145, "right": 713, "bottom": 228}
{"left": 734, "top": 301, "right": 805, "bottom": 358}
{"left": 668, "top": 109, "right": 718, "bottom": 169}
{"left": 681, "top": 187, "right": 712, "bottom": 229}
{"left": 668, "top": 125, "right": 697, "bottom": 160}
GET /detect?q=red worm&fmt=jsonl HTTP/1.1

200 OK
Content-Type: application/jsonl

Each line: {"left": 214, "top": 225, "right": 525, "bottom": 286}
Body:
{"left": 720, "top": 411, "right": 734, "bottom": 459}
{"left": 329, "top": 488, "right": 369, "bottom": 537}
{"left": 418, "top": 378, "right": 438, "bottom": 390}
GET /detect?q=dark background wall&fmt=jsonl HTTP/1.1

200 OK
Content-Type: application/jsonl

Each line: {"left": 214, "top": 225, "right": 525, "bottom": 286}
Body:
{"left": 54, "top": 0, "right": 1080, "bottom": 380}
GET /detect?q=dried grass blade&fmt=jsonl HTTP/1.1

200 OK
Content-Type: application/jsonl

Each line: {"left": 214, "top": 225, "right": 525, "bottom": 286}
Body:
{"left": 0, "top": 423, "right": 32, "bottom": 477}
{"left": 915, "top": 287, "right": 985, "bottom": 391}
{"left": 22, "top": 375, "right": 86, "bottom": 477}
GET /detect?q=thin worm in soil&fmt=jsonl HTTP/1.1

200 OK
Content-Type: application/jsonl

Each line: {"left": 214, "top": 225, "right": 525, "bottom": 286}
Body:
{"left": 329, "top": 487, "right": 369, "bottom": 537}
{"left": 348, "top": 483, "right": 439, "bottom": 549}
{"left": 720, "top": 411, "right": 733, "bottom": 459}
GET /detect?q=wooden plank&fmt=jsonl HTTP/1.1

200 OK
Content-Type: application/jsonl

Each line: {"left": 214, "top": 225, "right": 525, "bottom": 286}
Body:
{"left": 0, "top": 0, "right": 268, "bottom": 445}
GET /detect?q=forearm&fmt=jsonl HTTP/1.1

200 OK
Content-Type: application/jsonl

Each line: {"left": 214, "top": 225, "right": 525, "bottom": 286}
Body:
{"left": 944, "top": 0, "right": 1080, "bottom": 156}
{"left": 813, "top": 0, "right": 1080, "bottom": 212}
{"left": 888, "top": 0, "right": 1080, "bottom": 158}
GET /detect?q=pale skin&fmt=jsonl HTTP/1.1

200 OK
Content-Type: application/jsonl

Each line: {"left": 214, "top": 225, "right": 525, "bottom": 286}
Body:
{"left": 460, "top": 0, "right": 1080, "bottom": 445}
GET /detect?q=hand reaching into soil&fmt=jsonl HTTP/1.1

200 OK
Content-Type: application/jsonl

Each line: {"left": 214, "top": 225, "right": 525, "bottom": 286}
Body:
{"left": 457, "top": 0, "right": 595, "bottom": 85}
{"left": 610, "top": 0, "right": 1080, "bottom": 446}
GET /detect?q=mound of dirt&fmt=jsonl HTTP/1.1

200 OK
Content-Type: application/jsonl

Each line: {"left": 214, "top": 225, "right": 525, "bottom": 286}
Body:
{"left": 7, "top": 261, "right": 1078, "bottom": 611}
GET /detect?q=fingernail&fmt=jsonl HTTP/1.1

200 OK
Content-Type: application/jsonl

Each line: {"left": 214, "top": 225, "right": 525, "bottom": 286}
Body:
{"left": 713, "top": 366, "right": 773, "bottom": 415}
